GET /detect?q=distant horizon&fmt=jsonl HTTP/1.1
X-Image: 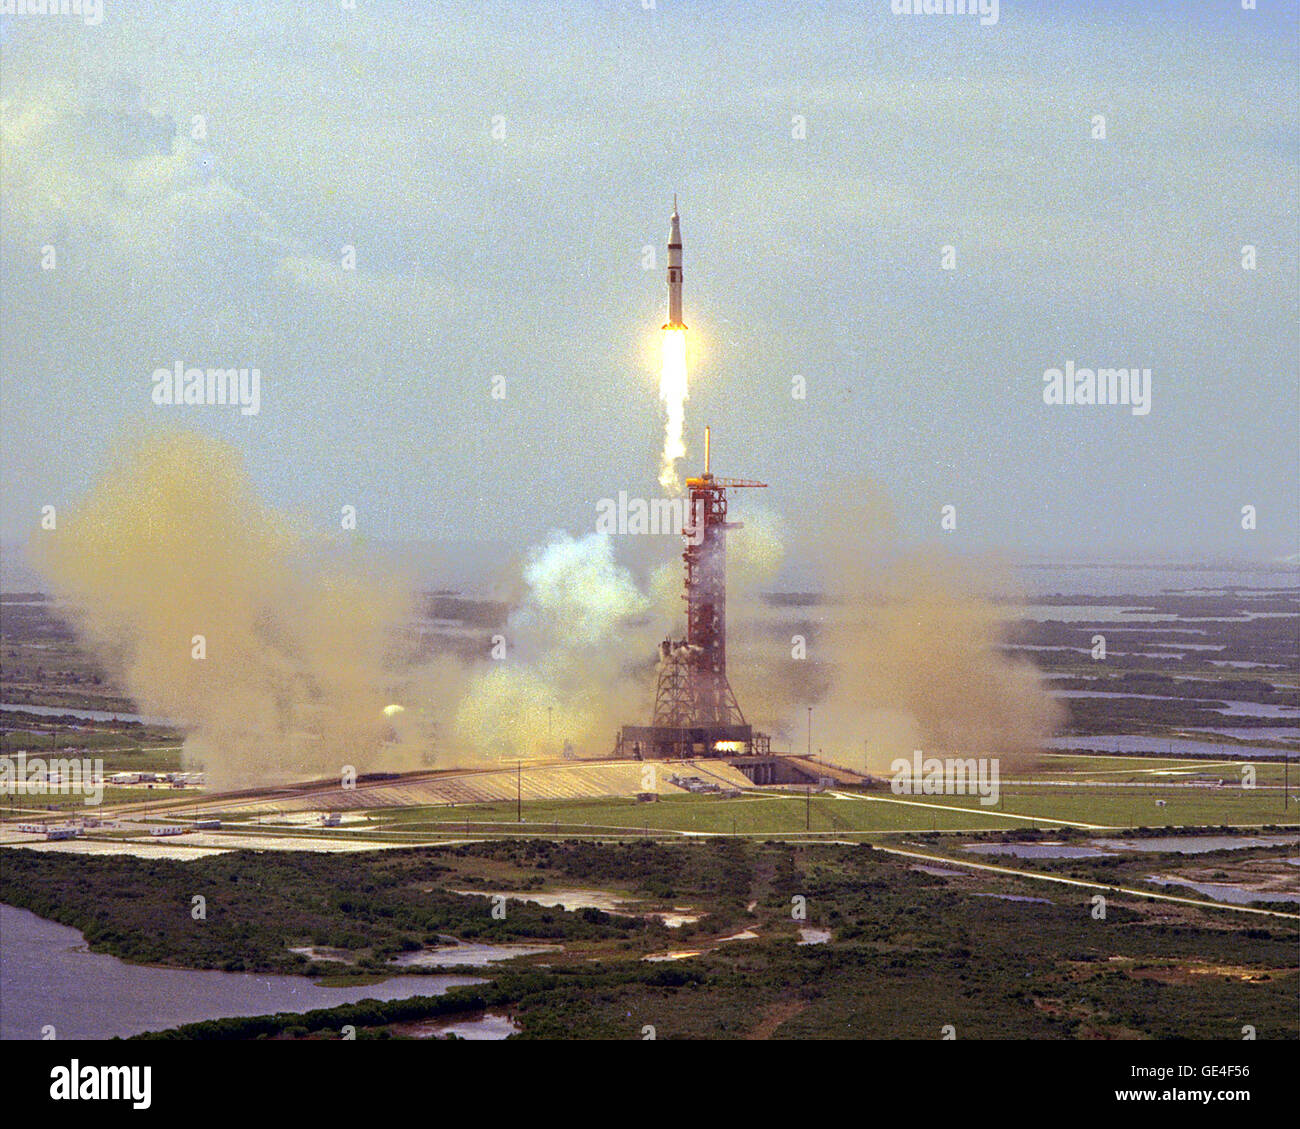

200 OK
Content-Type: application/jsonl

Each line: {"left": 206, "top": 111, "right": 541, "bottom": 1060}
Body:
{"left": 3, "top": 535, "right": 1296, "bottom": 602}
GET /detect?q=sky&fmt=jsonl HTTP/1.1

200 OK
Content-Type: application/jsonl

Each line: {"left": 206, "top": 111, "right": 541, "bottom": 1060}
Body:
{"left": 1, "top": 0, "right": 1297, "bottom": 576}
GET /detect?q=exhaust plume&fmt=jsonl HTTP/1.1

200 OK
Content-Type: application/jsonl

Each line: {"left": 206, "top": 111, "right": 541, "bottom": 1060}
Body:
{"left": 447, "top": 531, "right": 653, "bottom": 760}
{"left": 28, "top": 428, "right": 407, "bottom": 790}
{"left": 795, "top": 481, "right": 1063, "bottom": 774}
{"left": 658, "top": 328, "right": 688, "bottom": 491}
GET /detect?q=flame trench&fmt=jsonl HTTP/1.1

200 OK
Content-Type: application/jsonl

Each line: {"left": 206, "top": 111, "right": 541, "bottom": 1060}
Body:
{"left": 658, "top": 327, "right": 688, "bottom": 492}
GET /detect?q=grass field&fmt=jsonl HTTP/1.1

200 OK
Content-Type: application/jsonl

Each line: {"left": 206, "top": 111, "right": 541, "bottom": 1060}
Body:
{"left": 1037, "top": 753, "right": 1294, "bottom": 783}
{"left": 4, "top": 750, "right": 1296, "bottom": 841}
{"left": 236, "top": 767, "right": 1297, "bottom": 840}
{"left": 368, "top": 791, "right": 1030, "bottom": 835}
{"left": 883, "top": 784, "right": 1293, "bottom": 828}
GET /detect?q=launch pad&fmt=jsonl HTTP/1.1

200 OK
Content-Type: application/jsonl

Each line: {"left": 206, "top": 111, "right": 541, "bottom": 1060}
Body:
{"left": 617, "top": 428, "right": 772, "bottom": 761}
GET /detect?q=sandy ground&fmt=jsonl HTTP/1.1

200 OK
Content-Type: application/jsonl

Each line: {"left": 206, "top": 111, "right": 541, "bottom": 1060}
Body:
{"left": 0, "top": 829, "right": 477, "bottom": 857}
{"left": 0, "top": 837, "right": 223, "bottom": 860}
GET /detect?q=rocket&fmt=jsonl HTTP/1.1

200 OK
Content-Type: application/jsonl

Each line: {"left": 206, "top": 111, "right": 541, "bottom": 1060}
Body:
{"left": 663, "top": 195, "right": 685, "bottom": 330}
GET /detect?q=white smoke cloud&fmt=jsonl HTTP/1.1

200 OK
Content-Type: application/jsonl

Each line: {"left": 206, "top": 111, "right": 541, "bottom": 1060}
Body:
{"left": 447, "top": 531, "right": 653, "bottom": 759}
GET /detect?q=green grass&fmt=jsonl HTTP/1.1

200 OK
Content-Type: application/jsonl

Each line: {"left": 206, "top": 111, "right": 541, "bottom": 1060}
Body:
{"left": 94, "top": 746, "right": 186, "bottom": 773}
{"left": 1037, "top": 754, "right": 1294, "bottom": 785}
{"left": 0, "top": 730, "right": 180, "bottom": 754}
{"left": 386, "top": 792, "right": 1028, "bottom": 835}
{"left": 5, "top": 749, "right": 1295, "bottom": 837}
{"left": 349, "top": 780, "right": 1298, "bottom": 840}
{"left": 924, "top": 785, "right": 1294, "bottom": 828}
{"left": 25, "top": 839, "right": 1279, "bottom": 1042}
{"left": 367, "top": 792, "right": 1072, "bottom": 837}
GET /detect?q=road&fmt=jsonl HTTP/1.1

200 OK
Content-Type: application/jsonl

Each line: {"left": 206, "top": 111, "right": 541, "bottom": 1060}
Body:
{"left": 870, "top": 843, "right": 1300, "bottom": 921}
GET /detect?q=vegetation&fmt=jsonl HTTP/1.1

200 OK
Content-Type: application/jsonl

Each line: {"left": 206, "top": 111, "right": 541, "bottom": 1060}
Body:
{"left": 0, "top": 847, "right": 654, "bottom": 973}
{"left": 4, "top": 840, "right": 1296, "bottom": 1039}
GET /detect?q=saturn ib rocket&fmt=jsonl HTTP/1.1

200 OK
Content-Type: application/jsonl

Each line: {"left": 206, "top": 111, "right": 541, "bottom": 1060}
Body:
{"left": 663, "top": 196, "right": 685, "bottom": 330}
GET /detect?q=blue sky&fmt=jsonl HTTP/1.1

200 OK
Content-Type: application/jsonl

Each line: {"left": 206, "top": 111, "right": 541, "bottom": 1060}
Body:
{"left": 1, "top": 0, "right": 1297, "bottom": 568}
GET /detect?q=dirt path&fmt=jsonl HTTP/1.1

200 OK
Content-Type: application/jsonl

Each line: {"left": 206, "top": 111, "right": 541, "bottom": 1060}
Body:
{"left": 747, "top": 998, "right": 807, "bottom": 1040}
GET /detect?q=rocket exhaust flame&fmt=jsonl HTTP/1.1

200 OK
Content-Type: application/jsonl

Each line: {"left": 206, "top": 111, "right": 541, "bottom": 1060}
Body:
{"left": 658, "top": 327, "right": 688, "bottom": 492}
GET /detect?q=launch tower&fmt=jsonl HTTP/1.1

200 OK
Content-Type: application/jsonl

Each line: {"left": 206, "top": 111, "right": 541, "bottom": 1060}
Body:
{"left": 617, "top": 428, "right": 771, "bottom": 760}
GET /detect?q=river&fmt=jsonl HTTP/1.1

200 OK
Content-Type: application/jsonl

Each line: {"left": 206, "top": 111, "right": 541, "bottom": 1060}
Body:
{"left": 0, "top": 904, "right": 485, "bottom": 1040}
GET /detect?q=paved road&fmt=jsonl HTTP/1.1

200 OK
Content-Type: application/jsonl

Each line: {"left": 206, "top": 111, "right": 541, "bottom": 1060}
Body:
{"left": 871, "top": 843, "right": 1300, "bottom": 921}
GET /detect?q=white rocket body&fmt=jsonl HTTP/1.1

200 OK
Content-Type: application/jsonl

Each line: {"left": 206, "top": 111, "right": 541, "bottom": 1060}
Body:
{"left": 664, "top": 200, "right": 685, "bottom": 330}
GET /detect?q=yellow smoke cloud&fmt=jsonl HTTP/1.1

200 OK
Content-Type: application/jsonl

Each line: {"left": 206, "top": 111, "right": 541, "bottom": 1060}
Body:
{"left": 800, "top": 480, "right": 1063, "bottom": 773}
{"left": 28, "top": 428, "right": 408, "bottom": 790}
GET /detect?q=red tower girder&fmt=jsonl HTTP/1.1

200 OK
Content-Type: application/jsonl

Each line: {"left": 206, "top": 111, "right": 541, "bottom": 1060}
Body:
{"left": 651, "top": 428, "right": 765, "bottom": 732}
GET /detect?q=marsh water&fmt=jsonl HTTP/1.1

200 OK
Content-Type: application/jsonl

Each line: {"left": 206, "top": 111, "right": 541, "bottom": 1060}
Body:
{"left": 0, "top": 904, "right": 484, "bottom": 1040}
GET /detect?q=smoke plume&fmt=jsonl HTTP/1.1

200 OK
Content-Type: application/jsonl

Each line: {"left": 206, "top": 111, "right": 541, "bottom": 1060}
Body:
{"left": 445, "top": 531, "right": 654, "bottom": 759}
{"left": 27, "top": 432, "right": 1058, "bottom": 788}
{"left": 782, "top": 480, "right": 1063, "bottom": 774}
{"left": 29, "top": 428, "right": 407, "bottom": 790}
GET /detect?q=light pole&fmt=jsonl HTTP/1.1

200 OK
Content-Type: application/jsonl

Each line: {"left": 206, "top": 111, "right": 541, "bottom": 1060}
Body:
{"left": 807, "top": 706, "right": 812, "bottom": 759}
